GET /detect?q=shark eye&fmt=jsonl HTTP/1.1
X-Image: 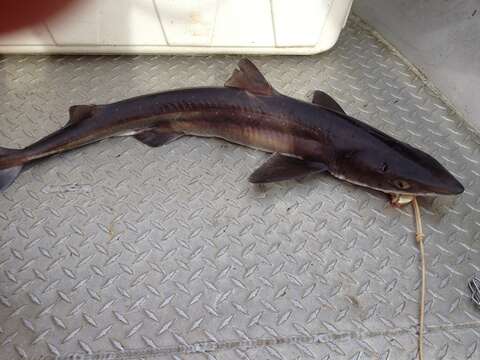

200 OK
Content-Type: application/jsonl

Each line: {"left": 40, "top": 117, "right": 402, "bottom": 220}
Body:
{"left": 380, "top": 163, "right": 388, "bottom": 173}
{"left": 393, "top": 179, "right": 411, "bottom": 190}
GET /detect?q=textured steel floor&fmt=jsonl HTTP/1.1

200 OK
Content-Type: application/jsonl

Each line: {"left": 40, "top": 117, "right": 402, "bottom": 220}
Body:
{"left": 1, "top": 17, "right": 479, "bottom": 360}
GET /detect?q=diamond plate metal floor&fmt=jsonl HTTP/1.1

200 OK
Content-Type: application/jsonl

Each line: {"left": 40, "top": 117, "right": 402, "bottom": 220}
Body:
{"left": 1, "top": 17, "right": 479, "bottom": 360}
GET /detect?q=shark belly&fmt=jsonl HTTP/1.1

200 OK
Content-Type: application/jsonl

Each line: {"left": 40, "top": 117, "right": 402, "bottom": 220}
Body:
{"left": 168, "top": 112, "right": 317, "bottom": 159}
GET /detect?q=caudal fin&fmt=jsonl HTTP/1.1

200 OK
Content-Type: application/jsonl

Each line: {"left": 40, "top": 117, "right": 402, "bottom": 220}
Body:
{"left": 0, "top": 147, "right": 23, "bottom": 191}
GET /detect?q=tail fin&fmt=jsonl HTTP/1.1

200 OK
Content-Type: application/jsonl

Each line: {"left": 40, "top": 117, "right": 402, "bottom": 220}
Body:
{"left": 0, "top": 147, "right": 23, "bottom": 191}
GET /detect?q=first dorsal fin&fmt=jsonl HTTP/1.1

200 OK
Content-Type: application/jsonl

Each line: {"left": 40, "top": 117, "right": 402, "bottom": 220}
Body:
{"left": 312, "top": 91, "right": 346, "bottom": 114}
{"left": 225, "top": 58, "right": 276, "bottom": 96}
{"left": 67, "top": 105, "right": 97, "bottom": 126}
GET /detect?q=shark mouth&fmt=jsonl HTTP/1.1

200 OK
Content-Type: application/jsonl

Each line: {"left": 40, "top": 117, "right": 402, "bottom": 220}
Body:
{"left": 331, "top": 173, "right": 439, "bottom": 197}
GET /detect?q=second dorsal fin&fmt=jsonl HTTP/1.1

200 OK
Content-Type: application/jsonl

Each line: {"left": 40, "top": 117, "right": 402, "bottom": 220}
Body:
{"left": 67, "top": 104, "right": 97, "bottom": 126}
{"left": 225, "top": 58, "right": 276, "bottom": 96}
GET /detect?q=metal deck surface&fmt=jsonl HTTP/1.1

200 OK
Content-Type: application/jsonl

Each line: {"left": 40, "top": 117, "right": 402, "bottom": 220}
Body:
{"left": 1, "top": 17, "right": 479, "bottom": 360}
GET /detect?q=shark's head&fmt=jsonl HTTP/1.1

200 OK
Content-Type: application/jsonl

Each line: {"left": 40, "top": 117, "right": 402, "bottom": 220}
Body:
{"left": 306, "top": 89, "right": 463, "bottom": 196}
{"left": 331, "top": 137, "right": 464, "bottom": 196}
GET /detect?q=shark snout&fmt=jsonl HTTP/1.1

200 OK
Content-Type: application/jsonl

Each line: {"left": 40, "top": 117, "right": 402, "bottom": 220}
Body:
{"left": 432, "top": 172, "right": 464, "bottom": 195}
{"left": 443, "top": 175, "right": 464, "bottom": 194}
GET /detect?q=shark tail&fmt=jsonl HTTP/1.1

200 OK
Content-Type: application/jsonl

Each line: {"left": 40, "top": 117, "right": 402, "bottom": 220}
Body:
{"left": 0, "top": 147, "right": 23, "bottom": 191}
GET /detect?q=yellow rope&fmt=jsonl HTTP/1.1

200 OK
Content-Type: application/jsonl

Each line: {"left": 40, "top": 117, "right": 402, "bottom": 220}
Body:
{"left": 412, "top": 197, "right": 425, "bottom": 360}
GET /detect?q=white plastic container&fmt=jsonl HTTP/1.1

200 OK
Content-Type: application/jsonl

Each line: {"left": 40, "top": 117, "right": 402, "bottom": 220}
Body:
{"left": 0, "top": 0, "right": 353, "bottom": 54}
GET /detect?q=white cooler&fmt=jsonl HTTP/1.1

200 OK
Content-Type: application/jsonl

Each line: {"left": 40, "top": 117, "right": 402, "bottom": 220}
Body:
{"left": 0, "top": 0, "right": 353, "bottom": 54}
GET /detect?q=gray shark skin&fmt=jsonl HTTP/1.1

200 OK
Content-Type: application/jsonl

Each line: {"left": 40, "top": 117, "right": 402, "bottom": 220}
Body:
{"left": 0, "top": 59, "right": 464, "bottom": 196}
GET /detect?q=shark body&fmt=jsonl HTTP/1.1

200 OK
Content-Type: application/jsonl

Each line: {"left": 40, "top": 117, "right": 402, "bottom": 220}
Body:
{"left": 0, "top": 59, "right": 464, "bottom": 196}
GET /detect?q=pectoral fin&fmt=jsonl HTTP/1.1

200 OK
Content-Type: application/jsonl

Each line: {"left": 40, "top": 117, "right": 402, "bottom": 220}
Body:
{"left": 312, "top": 91, "right": 345, "bottom": 114}
{"left": 134, "top": 130, "right": 183, "bottom": 147}
{"left": 225, "top": 58, "right": 276, "bottom": 96}
{"left": 249, "top": 153, "right": 327, "bottom": 183}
